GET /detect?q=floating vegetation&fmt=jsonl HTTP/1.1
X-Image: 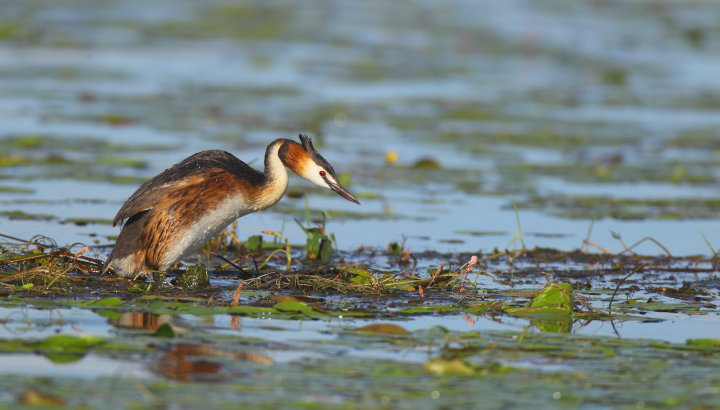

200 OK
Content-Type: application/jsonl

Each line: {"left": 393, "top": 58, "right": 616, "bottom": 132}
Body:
{"left": 503, "top": 162, "right": 718, "bottom": 185}
{"left": 1, "top": 232, "right": 717, "bottom": 316}
{"left": 2, "top": 0, "right": 720, "bottom": 407}
{"left": 512, "top": 195, "right": 720, "bottom": 220}
{"left": 0, "top": 135, "right": 170, "bottom": 155}
{"left": 0, "top": 236, "right": 719, "bottom": 408}
{"left": 61, "top": 217, "right": 114, "bottom": 226}
{"left": 0, "top": 186, "right": 33, "bottom": 194}
{"left": 0, "top": 210, "right": 54, "bottom": 221}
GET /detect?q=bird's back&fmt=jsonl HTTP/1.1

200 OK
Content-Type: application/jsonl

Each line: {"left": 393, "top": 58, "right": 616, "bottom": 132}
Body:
{"left": 112, "top": 150, "right": 263, "bottom": 226}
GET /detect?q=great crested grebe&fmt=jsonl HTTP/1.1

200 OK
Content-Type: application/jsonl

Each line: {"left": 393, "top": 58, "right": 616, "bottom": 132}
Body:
{"left": 103, "top": 135, "right": 359, "bottom": 277}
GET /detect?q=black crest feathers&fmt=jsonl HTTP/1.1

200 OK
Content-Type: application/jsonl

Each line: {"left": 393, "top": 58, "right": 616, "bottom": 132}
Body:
{"left": 299, "top": 135, "right": 336, "bottom": 177}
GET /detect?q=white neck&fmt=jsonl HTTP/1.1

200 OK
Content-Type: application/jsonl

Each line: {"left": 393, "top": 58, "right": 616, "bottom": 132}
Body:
{"left": 256, "top": 140, "right": 289, "bottom": 210}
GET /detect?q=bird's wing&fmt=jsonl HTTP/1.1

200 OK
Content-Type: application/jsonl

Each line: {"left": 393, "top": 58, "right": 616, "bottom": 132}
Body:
{"left": 112, "top": 183, "right": 175, "bottom": 226}
{"left": 112, "top": 150, "right": 262, "bottom": 226}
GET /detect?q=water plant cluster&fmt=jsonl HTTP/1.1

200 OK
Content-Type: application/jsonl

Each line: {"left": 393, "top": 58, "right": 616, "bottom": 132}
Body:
{"left": 1, "top": 227, "right": 720, "bottom": 407}
{"left": 2, "top": 0, "right": 720, "bottom": 407}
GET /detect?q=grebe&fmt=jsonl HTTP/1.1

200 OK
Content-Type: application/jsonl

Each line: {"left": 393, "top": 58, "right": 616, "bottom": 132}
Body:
{"left": 103, "top": 135, "right": 359, "bottom": 277}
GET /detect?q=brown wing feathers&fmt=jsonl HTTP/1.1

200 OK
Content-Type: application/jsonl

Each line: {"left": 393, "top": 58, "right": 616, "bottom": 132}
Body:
{"left": 113, "top": 150, "right": 262, "bottom": 226}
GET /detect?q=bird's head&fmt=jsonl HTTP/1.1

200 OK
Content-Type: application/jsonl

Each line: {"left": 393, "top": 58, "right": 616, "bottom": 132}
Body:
{"left": 281, "top": 135, "right": 360, "bottom": 204}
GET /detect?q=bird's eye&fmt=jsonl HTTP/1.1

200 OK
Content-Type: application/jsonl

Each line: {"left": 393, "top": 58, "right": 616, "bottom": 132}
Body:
{"left": 319, "top": 170, "right": 326, "bottom": 177}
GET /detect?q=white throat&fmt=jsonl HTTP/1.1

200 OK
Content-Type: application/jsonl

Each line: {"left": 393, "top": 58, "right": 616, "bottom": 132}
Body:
{"left": 256, "top": 141, "right": 289, "bottom": 210}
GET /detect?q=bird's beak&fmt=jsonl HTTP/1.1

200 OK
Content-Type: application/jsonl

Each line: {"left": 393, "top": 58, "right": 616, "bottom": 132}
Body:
{"left": 327, "top": 181, "right": 360, "bottom": 204}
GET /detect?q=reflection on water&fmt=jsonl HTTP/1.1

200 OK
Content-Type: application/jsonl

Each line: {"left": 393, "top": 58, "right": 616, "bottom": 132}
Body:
{"left": 110, "top": 311, "right": 171, "bottom": 331}
{"left": 154, "top": 343, "right": 273, "bottom": 382}
{"left": 108, "top": 311, "right": 273, "bottom": 381}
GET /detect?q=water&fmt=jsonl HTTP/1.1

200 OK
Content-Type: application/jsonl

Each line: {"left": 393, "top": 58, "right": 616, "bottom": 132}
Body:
{"left": 1, "top": 0, "right": 720, "bottom": 407}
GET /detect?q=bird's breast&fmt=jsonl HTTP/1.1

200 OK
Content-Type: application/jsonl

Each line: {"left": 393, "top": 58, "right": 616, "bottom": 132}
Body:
{"left": 159, "top": 193, "right": 253, "bottom": 269}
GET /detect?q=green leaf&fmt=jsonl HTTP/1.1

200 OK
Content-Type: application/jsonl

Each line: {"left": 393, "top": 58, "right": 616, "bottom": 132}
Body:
{"left": 687, "top": 338, "right": 720, "bottom": 348}
{"left": 345, "top": 267, "right": 374, "bottom": 285}
{"left": 338, "top": 171, "right": 352, "bottom": 186}
{"left": 396, "top": 305, "right": 460, "bottom": 315}
{"left": 531, "top": 318, "right": 572, "bottom": 333}
{"left": 87, "top": 297, "right": 123, "bottom": 307}
{"left": 245, "top": 235, "right": 263, "bottom": 252}
{"left": 305, "top": 230, "right": 322, "bottom": 259}
{"left": 147, "top": 299, "right": 177, "bottom": 315}
{"left": 619, "top": 299, "right": 699, "bottom": 313}
{"left": 43, "top": 353, "right": 85, "bottom": 364}
{"left": 273, "top": 301, "right": 312, "bottom": 313}
{"left": 528, "top": 282, "right": 573, "bottom": 313}
{"left": 228, "top": 305, "right": 279, "bottom": 314}
{"left": 129, "top": 283, "right": 149, "bottom": 293}
{"left": 505, "top": 306, "right": 570, "bottom": 316}
{"left": 424, "top": 358, "right": 514, "bottom": 377}
{"left": 318, "top": 239, "right": 333, "bottom": 263}
{"left": 463, "top": 302, "right": 497, "bottom": 314}
{"left": 98, "top": 311, "right": 122, "bottom": 320}
{"left": 423, "top": 358, "right": 476, "bottom": 376}
{"left": 504, "top": 283, "right": 573, "bottom": 320}
{"left": 185, "top": 305, "right": 226, "bottom": 315}
{"left": 387, "top": 242, "right": 403, "bottom": 255}
{"left": 37, "top": 335, "right": 104, "bottom": 363}
{"left": 154, "top": 323, "right": 174, "bottom": 338}
{"left": 412, "top": 157, "right": 442, "bottom": 170}
{"left": 38, "top": 334, "right": 104, "bottom": 351}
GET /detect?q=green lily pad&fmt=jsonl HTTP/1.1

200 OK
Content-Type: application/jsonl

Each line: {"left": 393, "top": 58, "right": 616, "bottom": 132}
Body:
{"left": 87, "top": 297, "right": 123, "bottom": 307}
{"left": 396, "top": 305, "right": 460, "bottom": 315}
{"left": 686, "top": 339, "right": 720, "bottom": 349}
{"left": 345, "top": 267, "right": 375, "bottom": 285}
{"left": 422, "top": 358, "right": 476, "bottom": 376}
{"left": 245, "top": 235, "right": 263, "bottom": 252}
{"left": 154, "top": 323, "right": 175, "bottom": 338}
{"left": 37, "top": 334, "right": 104, "bottom": 363}
{"left": 228, "top": 305, "right": 279, "bottom": 315}
{"left": 273, "top": 301, "right": 313, "bottom": 313}
{"left": 529, "top": 282, "right": 573, "bottom": 311}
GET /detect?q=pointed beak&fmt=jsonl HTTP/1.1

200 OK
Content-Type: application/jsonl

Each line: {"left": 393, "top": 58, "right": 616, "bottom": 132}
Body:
{"left": 327, "top": 180, "right": 360, "bottom": 204}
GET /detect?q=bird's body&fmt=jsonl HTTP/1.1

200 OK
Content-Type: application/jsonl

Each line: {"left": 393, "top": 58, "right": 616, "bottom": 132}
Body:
{"left": 104, "top": 136, "right": 358, "bottom": 277}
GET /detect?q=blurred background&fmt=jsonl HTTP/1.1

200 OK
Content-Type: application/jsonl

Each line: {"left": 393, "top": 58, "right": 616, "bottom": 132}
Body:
{"left": 1, "top": 0, "right": 719, "bottom": 255}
